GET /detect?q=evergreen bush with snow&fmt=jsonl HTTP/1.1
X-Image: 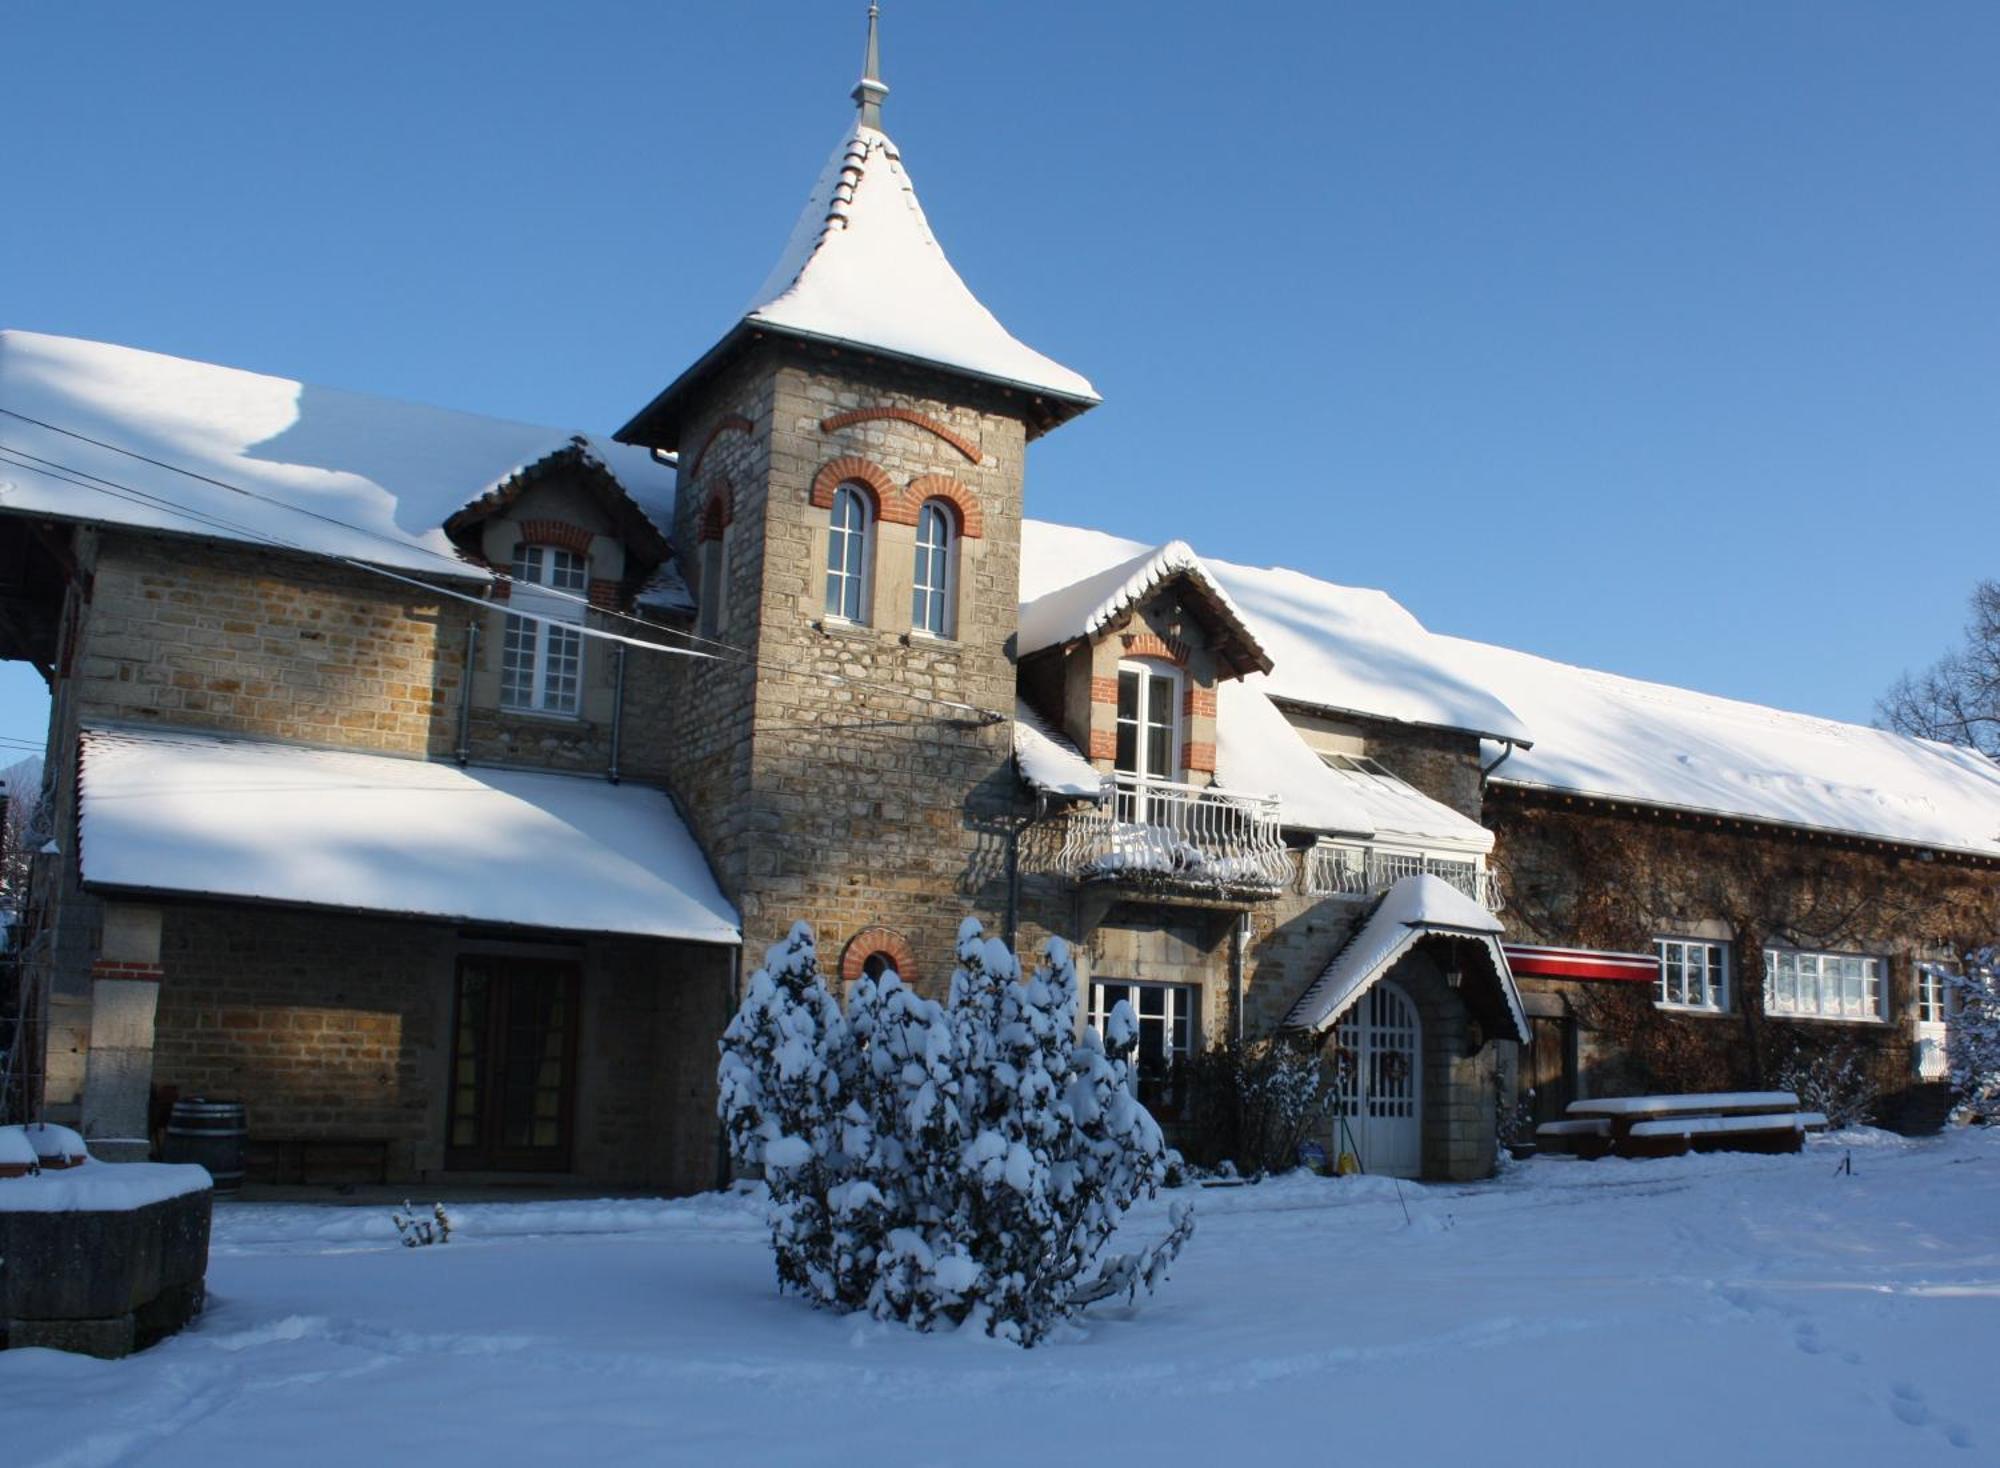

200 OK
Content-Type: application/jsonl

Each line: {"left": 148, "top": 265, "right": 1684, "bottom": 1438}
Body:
{"left": 718, "top": 918, "right": 1193, "bottom": 1345}
{"left": 1947, "top": 947, "right": 2000, "bottom": 1118}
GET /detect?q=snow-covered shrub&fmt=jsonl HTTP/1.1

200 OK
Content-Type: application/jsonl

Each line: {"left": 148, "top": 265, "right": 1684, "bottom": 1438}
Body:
{"left": 717, "top": 923, "right": 851, "bottom": 1300}
{"left": 1176, "top": 1031, "right": 1336, "bottom": 1176}
{"left": 1767, "top": 1032, "right": 1878, "bottom": 1129}
{"left": 1947, "top": 948, "right": 2000, "bottom": 1118}
{"left": 391, "top": 1201, "right": 453, "bottom": 1247}
{"left": 716, "top": 919, "right": 1192, "bottom": 1345}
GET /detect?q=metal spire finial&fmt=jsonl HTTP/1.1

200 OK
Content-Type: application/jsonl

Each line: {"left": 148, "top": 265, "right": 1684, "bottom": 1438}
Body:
{"left": 852, "top": 3, "right": 888, "bottom": 130}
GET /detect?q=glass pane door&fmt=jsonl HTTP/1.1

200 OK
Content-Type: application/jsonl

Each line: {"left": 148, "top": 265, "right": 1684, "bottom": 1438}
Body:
{"left": 447, "top": 956, "right": 581, "bottom": 1172}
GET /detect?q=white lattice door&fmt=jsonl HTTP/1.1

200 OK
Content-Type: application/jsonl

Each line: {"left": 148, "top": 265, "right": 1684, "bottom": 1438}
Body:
{"left": 1333, "top": 979, "right": 1424, "bottom": 1178}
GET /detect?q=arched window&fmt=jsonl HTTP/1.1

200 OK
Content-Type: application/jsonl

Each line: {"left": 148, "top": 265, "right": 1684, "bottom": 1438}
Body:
{"left": 911, "top": 500, "right": 955, "bottom": 637}
{"left": 825, "top": 485, "right": 872, "bottom": 623}
{"left": 501, "top": 544, "right": 587, "bottom": 715}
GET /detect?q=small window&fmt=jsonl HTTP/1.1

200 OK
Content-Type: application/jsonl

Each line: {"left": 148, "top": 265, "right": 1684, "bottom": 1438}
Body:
{"left": 1764, "top": 948, "right": 1884, "bottom": 1022}
{"left": 1916, "top": 964, "right": 1955, "bottom": 1026}
{"left": 699, "top": 532, "right": 727, "bottom": 640}
{"left": 501, "top": 545, "right": 587, "bottom": 716}
{"left": 825, "top": 485, "right": 873, "bottom": 623}
{"left": 911, "top": 500, "right": 955, "bottom": 637}
{"left": 1656, "top": 938, "right": 1729, "bottom": 1013}
{"left": 1088, "top": 980, "right": 1197, "bottom": 1121}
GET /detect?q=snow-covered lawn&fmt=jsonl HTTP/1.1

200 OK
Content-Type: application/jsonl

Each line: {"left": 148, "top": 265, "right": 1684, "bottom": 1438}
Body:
{"left": 6, "top": 1130, "right": 1997, "bottom": 1465}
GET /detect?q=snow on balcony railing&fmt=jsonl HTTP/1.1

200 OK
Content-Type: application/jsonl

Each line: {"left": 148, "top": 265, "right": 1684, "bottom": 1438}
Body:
{"left": 1059, "top": 773, "right": 1292, "bottom": 893}
{"left": 1304, "top": 843, "right": 1503, "bottom": 911}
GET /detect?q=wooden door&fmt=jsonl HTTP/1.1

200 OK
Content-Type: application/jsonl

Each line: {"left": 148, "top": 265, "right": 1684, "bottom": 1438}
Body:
{"left": 1527, "top": 1014, "right": 1575, "bottom": 1125}
{"left": 447, "top": 956, "right": 581, "bottom": 1172}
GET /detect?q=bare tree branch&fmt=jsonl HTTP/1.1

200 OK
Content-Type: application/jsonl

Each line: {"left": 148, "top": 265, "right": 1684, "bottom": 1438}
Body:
{"left": 1876, "top": 579, "right": 2000, "bottom": 759}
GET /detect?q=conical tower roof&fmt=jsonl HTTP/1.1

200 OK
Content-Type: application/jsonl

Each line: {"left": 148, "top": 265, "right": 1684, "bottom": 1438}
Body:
{"left": 620, "top": 8, "right": 1097, "bottom": 448}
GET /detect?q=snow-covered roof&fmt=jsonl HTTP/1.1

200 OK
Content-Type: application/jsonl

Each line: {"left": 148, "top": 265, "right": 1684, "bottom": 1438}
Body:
{"left": 0, "top": 332, "right": 679, "bottom": 576}
{"left": 1435, "top": 635, "right": 2000, "bottom": 861}
{"left": 1284, "top": 874, "right": 1525, "bottom": 1042}
{"left": 1214, "top": 678, "right": 1373, "bottom": 836}
{"left": 746, "top": 123, "right": 1098, "bottom": 407}
{"left": 1013, "top": 699, "right": 1100, "bottom": 800}
{"left": 1018, "top": 522, "right": 1480, "bottom": 842}
{"left": 1021, "top": 521, "right": 1526, "bottom": 742}
{"left": 1207, "top": 561, "right": 1531, "bottom": 745}
{"left": 75, "top": 727, "right": 739, "bottom": 944}
{"left": 1017, "top": 535, "right": 1272, "bottom": 676}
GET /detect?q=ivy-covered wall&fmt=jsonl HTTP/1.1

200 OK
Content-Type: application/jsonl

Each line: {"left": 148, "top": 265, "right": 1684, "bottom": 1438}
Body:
{"left": 1487, "top": 786, "right": 2000, "bottom": 1126}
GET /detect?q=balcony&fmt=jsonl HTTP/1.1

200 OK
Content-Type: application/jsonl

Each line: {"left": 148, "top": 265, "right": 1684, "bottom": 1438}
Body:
{"left": 1303, "top": 843, "right": 1504, "bottom": 911}
{"left": 1057, "top": 773, "right": 1292, "bottom": 895}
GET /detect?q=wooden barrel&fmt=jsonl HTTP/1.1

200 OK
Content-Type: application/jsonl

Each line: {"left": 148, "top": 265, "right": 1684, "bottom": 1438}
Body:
{"left": 163, "top": 1099, "right": 247, "bottom": 1193}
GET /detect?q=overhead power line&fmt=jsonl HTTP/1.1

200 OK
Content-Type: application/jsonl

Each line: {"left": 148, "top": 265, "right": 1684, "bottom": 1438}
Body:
{"left": 0, "top": 426, "right": 1008, "bottom": 726}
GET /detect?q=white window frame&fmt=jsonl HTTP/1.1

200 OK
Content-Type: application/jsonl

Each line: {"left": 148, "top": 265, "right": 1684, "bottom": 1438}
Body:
{"left": 1655, "top": 938, "right": 1730, "bottom": 1013}
{"left": 824, "top": 484, "right": 873, "bottom": 624}
{"left": 501, "top": 544, "right": 587, "bottom": 717}
{"left": 910, "top": 500, "right": 956, "bottom": 638}
{"left": 1762, "top": 947, "right": 1885, "bottom": 1023}
{"left": 1088, "top": 979, "right": 1198, "bottom": 1117}
{"left": 1114, "top": 659, "right": 1181, "bottom": 784}
{"left": 1915, "top": 963, "right": 1955, "bottom": 1026}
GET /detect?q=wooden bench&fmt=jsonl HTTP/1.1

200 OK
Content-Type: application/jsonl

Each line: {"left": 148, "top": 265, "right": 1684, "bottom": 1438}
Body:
{"left": 1532, "top": 1118, "right": 1614, "bottom": 1160}
{"left": 1561, "top": 1092, "right": 1808, "bottom": 1160}
{"left": 243, "top": 1137, "right": 392, "bottom": 1187}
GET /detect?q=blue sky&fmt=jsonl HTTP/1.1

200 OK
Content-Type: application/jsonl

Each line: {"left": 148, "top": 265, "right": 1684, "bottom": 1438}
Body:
{"left": 2, "top": 1, "right": 1996, "bottom": 753}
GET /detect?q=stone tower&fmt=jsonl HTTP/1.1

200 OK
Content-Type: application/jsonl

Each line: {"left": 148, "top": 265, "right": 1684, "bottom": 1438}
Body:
{"left": 617, "top": 7, "right": 1098, "bottom": 991}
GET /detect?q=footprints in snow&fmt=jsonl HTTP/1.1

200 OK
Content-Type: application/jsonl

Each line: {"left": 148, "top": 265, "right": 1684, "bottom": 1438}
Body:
{"left": 1782, "top": 1314, "right": 1972, "bottom": 1449}
{"left": 1887, "top": 1382, "right": 1974, "bottom": 1449}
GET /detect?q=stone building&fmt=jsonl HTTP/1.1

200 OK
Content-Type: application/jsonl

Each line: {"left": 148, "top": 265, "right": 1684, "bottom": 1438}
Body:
{"left": 3, "top": 15, "right": 1998, "bottom": 1190}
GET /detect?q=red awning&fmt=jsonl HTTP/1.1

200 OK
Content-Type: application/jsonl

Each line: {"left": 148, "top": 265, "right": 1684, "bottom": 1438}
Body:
{"left": 1502, "top": 944, "right": 1658, "bottom": 983}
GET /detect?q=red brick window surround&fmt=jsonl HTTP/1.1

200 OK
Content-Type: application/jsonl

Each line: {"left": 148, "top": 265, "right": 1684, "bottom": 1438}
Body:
{"left": 841, "top": 927, "right": 917, "bottom": 986}
{"left": 516, "top": 519, "right": 595, "bottom": 557}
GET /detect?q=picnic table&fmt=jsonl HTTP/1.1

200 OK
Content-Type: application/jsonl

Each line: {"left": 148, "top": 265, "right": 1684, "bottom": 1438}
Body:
{"left": 1536, "top": 1092, "right": 1827, "bottom": 1160}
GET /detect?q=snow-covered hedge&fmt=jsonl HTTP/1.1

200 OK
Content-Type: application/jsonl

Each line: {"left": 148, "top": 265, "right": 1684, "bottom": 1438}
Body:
{"left": 718, "top": 919, "right": 1193, "bottom": 1345}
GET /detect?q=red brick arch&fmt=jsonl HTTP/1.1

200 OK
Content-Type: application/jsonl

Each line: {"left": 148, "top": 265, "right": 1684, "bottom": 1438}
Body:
{"left": 819, "top": 407, "right": 983, "bottom": 465}
{"left": 810, "top": 456, "right": 898, "bottom": 518}
{"left": 516, "top": 519, "right": 595, "bottom": 557}
{"left": 697, "top": 482, "right": 734, "bottom": 543}
{"left": 903, "top": 475, "right": 984, "bottom": 539}
{"left": 1119, "top": 630, "right": 1190, "bottom": 666}
{"left": 687, "top": 414, "right": 753, "bottom": 480}
{"left": 840, "top": 926, "right": 918, "bottom": 985}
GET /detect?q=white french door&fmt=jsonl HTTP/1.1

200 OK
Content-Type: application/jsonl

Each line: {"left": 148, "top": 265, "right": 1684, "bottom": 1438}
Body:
{"left": 1915, "top": 965, "right": 1952, "bottom": 1081}
{"left": 1332, "top": 979, "right": 1424, "bottom": 1178}
{"left": 1114, "top": 660, "right": 1180, "bottom": 823}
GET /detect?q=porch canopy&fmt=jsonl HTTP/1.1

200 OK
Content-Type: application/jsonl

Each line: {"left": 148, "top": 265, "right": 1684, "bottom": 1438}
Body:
{"left": 75, "top": 727, "right": 740, "bottom": 945}
{"left": 1285, "top": 874, "right": 1528, "bottom": 1044}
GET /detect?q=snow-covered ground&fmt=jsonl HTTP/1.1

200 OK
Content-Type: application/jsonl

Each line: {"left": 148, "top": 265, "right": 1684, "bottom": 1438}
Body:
{"left": 6, "top": 1130, "right": 1997, "bottom": 1465}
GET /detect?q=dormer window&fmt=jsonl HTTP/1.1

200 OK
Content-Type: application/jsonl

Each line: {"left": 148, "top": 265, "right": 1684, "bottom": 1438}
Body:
{"left": 502, "top": 544, "right": 587, "bottom": 715}
{"left": 825, "top": 484, "right": 873, "bottom": 624}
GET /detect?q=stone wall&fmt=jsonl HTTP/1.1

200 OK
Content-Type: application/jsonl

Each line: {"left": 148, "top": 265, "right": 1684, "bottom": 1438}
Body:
{"left": 71, "top": 534, "right": 467, "bottom": 755}
{"left": 651, "top": 344, "right": 1035, "bottom": 993}
{"left": 140, "top": 903, "right": 729, "bottom": 1193}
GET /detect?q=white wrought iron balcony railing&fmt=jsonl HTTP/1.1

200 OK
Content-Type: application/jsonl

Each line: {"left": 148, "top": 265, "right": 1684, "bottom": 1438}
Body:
{"left": 1058, "top": 773, "right": 1292, "bottom": 892}
{"left": 1303, "top": 843, "right": 1504, "bottom": 911}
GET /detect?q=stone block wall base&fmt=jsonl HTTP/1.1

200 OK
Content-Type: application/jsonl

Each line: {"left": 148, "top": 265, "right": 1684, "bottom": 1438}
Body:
{"left": 6, "top": 1313, "right": 136, "bottom": 1359}
{"left": 86, "top": 1139, "right": 152, "bottom": 1163}
{"left": 2, "top": 1279, "right": 204, "bottom": 1359}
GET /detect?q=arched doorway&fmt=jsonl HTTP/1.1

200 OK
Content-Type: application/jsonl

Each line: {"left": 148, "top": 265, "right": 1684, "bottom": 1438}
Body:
{"left": 1332, "top": 979, "right": 1423, "bottom": 1178}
